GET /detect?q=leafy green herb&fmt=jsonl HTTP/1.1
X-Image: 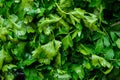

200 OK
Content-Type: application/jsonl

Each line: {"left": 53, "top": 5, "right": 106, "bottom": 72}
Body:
{"left": 0, "top": 0, "right": 120, "bottom": 80}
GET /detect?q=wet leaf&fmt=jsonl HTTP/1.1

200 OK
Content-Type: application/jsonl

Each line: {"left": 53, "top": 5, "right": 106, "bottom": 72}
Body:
{"left": 62, "top": 34, "right": 73, "bottom": 50}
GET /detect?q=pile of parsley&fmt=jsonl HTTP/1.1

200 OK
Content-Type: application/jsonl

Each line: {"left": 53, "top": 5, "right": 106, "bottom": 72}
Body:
{"left": 0, "top": 0, "right": 120, "bottom": 80}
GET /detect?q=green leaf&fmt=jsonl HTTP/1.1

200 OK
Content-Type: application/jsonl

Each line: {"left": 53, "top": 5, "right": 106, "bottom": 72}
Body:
{"left": 95, "top": 38, "right": 104, "bottom": 53}
{"left": 41, "top": 40, "right": 61, "bottom": 59}
{"left": 72, "top": 24, "right": 83, "bottom": 39}
{"left": 59, "top": 0, "right": 73, "bottom": 12}
{"left": 17, "top": 0, "right": 34, "bottom": 18}
{"left": 103, "top": 36, "right": 110, "bottom": 47}
{"left": 0, "top": 49, "right": 5, "bottom": 70}
{"left": 116, "top": 38, "right": 120, "bottom": 49}
{"left": 0, "top": 27, "right": 8, "bottom": 41}
{"left": 56, "top": 27, "right": 68, "bottom": 36}
{"left": 32, "top": 46, "right": 42, "bottom": 58}
{"left": 102, "top": 65, "right": 113, "bottom": 75}
{"left": 2, "top": 64, "right": 17, "bottom": 72}
{"left": 62, "top": 34, "right": 73, "bottom": 50}
{"left": 26, "top": 25, "right": 35, "bottom": 33}
{"left": 89, "top": 0, "right": 102, "bottom": 7}
{"left": 37, "top": 8, "right": 45, "bottom": 17}
{"left": 24, "top": 16, "right": 33, "bottom": 24}
{"left": 69, "top": 14, "right": 80, "bottom": 25}
{"left": 92, "top": 55, "right": 113, "bottom": 74}
{"left": 72, "top": 30, "right": 82, "bottom": 39}
{"left": 43, "top": 26, "right": 52, "bottom": 35}
{"left": 71, "top": 8, "right": 85, "bottom": 18}
{"left": 0, "top": 16, "right": 4, "bottom": 25}
{"left": 84, "top": 13, "right": 97, "bottom": 24}
{"left": 13, "top": 42, "right": 26, "bottom": 59}
{"left": 59, "top": 19, "right": 70, "bottom": 31}
{"left": 83, "top": 13, "right": 101, "bottom": 31}
{"left": 69, "top": 14, "right": 76, "bottom": 25}
{"left": 56, "top": 69, "right": 71, "bottom": 80}
{"left": 83, "top": 60, "right": 91, "bottom": 69}
{"left": 77, "top": 44, "right": 93, "bottom": 55}
{"left": 92, "top": 55, "right": 111, "bottom": 67}
{"left": 104, "top": 48, "right": 114, "bottom": 60}
{"left": 55, "top": 53, "right": 61, "bottom": 67}
{"left": 71, "top": 65, "right": 85, "bottom": 80}
{"left": 0, "top": 48, "right": 13, "bottom": 69}
{"left": 38, "top": 14, "right": 61, "bottom": 33}
{"left": 110, "top": 32, "right": 117, "bottom": 42}
{"left": 24, "top": 68, "right": 41, "bottom": 80}
{"left": 22, "top": 58, "right": 36, "bottom": 66}
{"left": 75, "top": 23, "right": 83, "bottom": 30}
{"left": 5, "top": 73, "right": 14, "bottom": 80}
{"left": 32, "top": 40, "right": 61, "bottom": 64}
{"left": 8, "top": 14, "right": 18, "bottom": 23}
{"left": 92, "top": 55, "right": 100, "bottom": 67}
{"left": 39, "top": 33, "right": 50, "bottom": 44}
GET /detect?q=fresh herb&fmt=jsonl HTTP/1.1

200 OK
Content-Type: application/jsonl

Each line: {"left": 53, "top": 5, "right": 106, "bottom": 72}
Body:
{"left": 0, "top": 0, "right": 120, "bottom": 80}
